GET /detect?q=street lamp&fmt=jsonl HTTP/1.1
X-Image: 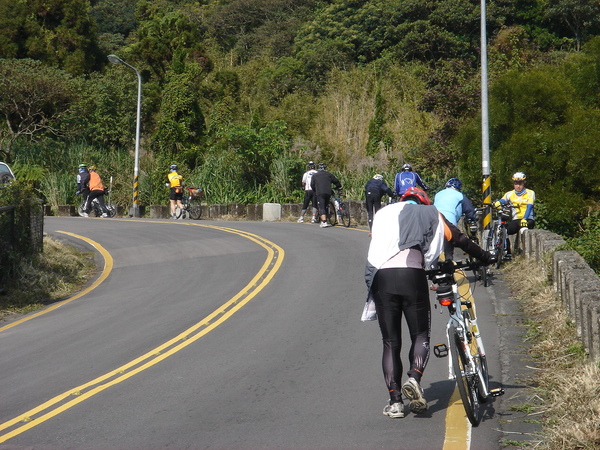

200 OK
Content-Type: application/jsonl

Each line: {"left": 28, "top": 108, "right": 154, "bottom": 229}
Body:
{"left": 108, "top": 54, "right": 142, "bottom": 218}
{"left": 480, "top": 0, "right": 492, "bottom": 234}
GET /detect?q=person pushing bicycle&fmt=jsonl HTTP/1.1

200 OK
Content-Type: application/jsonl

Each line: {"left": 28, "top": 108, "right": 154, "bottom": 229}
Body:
{"left": 167, "top": 164, "right": 184, "bottom": 220}
{"left": 493, "top": 172, "right": 535, "bottom": 254}
{"left": 364, "top": 187, "right": 494, "bottom": 419}
{"left": 84, "top": 166, "right": 110, "bottom": 218}
{"left": 310, "top": 162, "right": 342, "bottom": 228}
{"left": 365, "top": 173, "right": 395, "bottom": 232}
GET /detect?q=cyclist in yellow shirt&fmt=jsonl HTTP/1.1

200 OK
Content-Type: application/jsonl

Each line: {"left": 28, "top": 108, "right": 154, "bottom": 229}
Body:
{"left": 167, "top": 164, "right": 184, "bottom": 219}
{"left": 494, "top": 171, "right": 535, "bottom": 236}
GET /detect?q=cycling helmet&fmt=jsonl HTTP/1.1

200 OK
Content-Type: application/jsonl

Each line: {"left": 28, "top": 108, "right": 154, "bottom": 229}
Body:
{"left": 78, "top": 163, "right": 87, "bottom": 168}
{"left": 402, "top": 163, "right": 412, "bottom": 171}
{"left": 400, "top": 187, "right": 431, "bottom": 205}
{"left": 373, "top": 174, "right": 383, "bottom": 180}
{"left": 512, "top": 172, "right": 526, "bottom": 181}
{"left": 318, "top": 162, "right": 327, "bottom": 171}
{"left": 445, "top": 178, "right": 462, "bottom": 190}
{"left": 170, "top": 164, "right": 178, "bottom": 171}
{"left": 88, "top": 165, "right": 96, "bottom": 171}
{"left": 307, "top": 161, "right": 315, "bottom": 170}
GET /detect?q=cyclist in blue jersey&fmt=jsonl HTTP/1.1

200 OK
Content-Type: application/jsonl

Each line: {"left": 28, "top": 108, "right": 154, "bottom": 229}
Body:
{"left": 394, "top": 163, "right": 429, "bottom": 196}
{"left": 433, "top": 178, "right": 478, "bottom": 260}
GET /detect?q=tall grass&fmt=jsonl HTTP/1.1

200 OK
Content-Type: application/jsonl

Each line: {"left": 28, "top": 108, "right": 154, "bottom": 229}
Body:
{"left": 503, "top": 258, "right": 600, "bottom": 449}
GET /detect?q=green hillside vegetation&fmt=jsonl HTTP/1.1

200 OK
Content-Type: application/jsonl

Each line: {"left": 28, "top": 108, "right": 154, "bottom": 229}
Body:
{"left": 1, "top": 0, "right": 600, "bottom": 243}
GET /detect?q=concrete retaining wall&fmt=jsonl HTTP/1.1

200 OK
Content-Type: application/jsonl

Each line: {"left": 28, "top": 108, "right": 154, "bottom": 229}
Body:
{"left": 54, "top": 200, "right": 370, "bottom": 224}
{"left": 520, "top": 229, "right": 600, "bottom": 361}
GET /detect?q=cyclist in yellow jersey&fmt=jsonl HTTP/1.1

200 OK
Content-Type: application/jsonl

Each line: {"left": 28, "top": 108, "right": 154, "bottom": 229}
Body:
{"left": 494, "top": 172, "right": 535, "bottom": 237}
{"left": 167, "top": 164, "right": 184, "bottom": 219}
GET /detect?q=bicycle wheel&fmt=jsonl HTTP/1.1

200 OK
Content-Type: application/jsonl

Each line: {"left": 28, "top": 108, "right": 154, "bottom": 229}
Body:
{"left": 77, "top": 202, "right": 86, "bottom": 217}
{"left": 174, "top": 205, "right": 183, "bottom": 219}
{"left": 450, "top": 324, "right": 482, "bottom": 426}
{"left": 327, "top": 201, "right": 337, "bottom": 226}
{"left": 339, "top": 202, "right": 351, "bottom": 227}
{"left": 479, "top": 229, "right": 492, "bottom": 286}
{"left": 106, "top": 203, "right": 117, "bottom": 218}
{"left": 495, "top": 226, "right": 506, "bottom": 269}
{"left": 465, "top": 319, "right": 490, "bottom": 403}
{"left": 188, "top": 198, "right": 202, "bottom": 220}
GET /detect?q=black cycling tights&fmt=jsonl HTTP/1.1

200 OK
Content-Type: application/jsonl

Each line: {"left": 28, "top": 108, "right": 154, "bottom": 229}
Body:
{"left": 372, "top": 267, "right": 431, "bottom": 403}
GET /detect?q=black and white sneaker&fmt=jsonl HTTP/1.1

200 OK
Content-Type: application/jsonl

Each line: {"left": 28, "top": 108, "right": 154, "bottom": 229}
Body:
{"left": 401, "top": 377, "right": 428, "bottom": 414}
{"left": 383, "top": 401, "right": 404, "bottom": 418}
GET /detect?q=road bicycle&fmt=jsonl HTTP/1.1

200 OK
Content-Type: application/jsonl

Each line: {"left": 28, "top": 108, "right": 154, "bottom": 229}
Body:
{"left": 175, "top": 187, "right": 203, "bottom": 220}
{"left": 426, "top": 259, "right": 504, "bottom": 426}
{"left": 326, "top": 193, "right": 351, "bottom": 227}
{"left": 77, "top": 184, "right": 117, "bottom": 218}
{"left": 482, "top": 203, "right": 513, "bottom": 270}
{"left": 463, "top": 217, "right": 487, "bottom": 285}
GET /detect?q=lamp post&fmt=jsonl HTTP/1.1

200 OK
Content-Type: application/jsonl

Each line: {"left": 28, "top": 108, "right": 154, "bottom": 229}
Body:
{"left": 480, "top": 0, "right": 492, "bottom": 234}
{"left": 108, "top": 54, "right": 142, "bottom": 218}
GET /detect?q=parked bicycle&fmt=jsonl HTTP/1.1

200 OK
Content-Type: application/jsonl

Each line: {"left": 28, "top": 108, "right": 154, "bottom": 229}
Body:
{"left": 426, "top": 259, "right": 504, "bottom": 426}
{"left": 463, "top": 216, "right": 485, "bottom": 284}
{"left": 482, "top": 202, "right": 513, "bottom": 270}
{"left": 326, "top": 192, "right": 351, "bottom": 227}
{"left": 175, "top": 187, "right": 203, "bottom": 220}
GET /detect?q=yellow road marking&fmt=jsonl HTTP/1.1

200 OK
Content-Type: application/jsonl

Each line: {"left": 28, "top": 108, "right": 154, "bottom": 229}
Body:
{"left": 443, "top": 386, "right": 471, "bottom": 449}
{"left": 0, "top": 232, "right": 113, "bottom": 333}
{"left": 0, "top": 223, "right": 284, "bottom": 443}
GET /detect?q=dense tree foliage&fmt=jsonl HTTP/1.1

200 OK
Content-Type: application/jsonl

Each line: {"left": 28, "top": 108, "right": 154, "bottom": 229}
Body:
{"left": 0, "top": 59, "right": 78, "bottom": 162}
{"left": 0, "top": 0, "right": 102, "bottom": 74}
{"left": 1, "top": 0, "right": 600, "bottom": 240}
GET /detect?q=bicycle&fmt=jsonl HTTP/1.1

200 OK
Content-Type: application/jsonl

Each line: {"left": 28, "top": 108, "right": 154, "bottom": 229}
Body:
{"left": 77, "top": 187, "right": 117, "bottom": 218}
{"left": 426, "top": 259, "right": 504, "bottom": 426}
{"left": 326, "top": 193, "right": 351, "bottom": 227}
{"left": 481, "top": 203, "right": 513, "bottom": 270}
{"left": 463, "top": 217, "right": 484, "bottom": 283}
{"left": 175, "top": 187, "right": 203, "bottom": 220}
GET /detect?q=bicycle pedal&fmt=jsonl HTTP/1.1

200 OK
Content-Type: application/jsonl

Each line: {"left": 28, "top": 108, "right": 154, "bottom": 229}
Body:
{"left": 489, "top": 387, "right": 505, "bottom": 397}
{"left": 433, "top": 343, "right": 448, "bottom": 358}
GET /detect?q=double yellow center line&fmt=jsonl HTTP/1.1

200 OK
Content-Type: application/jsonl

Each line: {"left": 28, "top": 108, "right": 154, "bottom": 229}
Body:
{"left": 0, "top": 223, "right": 284, "bottom": 443}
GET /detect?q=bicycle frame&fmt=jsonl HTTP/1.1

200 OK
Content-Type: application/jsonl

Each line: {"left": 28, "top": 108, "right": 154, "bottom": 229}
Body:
{"left": 431, "top": 263, "right": 490, "bottom": 397}
{"left": 428, "top": 260, "right": 503, "bottom": 425}
{"left": 483, "top": 203, "right": 513, "bottom": 268}
{"left": 328, "top": 193, "right": 350, "bottom": 227}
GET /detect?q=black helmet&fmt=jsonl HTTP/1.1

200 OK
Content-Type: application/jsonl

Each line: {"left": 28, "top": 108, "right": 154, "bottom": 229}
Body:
{"left": 170, "top": 164, "right": 178, "bottom": 171}
{"left": 308, "top": 161, "right": 315, "bottom": 170}
{"left": 402, "top": 163, "right": 412, "bottom": 172}
{"left": 318, "top": 162, "right": 327, "bottom": 171}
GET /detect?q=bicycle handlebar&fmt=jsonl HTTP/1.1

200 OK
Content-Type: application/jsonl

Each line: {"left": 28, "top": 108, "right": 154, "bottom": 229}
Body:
{"left": 425, "top": 259, "right": 484, "bottom": 277}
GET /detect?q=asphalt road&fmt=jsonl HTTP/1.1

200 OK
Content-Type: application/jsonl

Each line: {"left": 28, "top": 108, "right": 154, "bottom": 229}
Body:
{"left": 0, "top": 217, "right": 525, "bottom": 449}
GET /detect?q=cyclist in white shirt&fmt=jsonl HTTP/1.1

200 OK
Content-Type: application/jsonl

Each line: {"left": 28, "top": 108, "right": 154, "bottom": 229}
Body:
{"left": 297, "top": 161, "right": 318, "bottom": 223}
